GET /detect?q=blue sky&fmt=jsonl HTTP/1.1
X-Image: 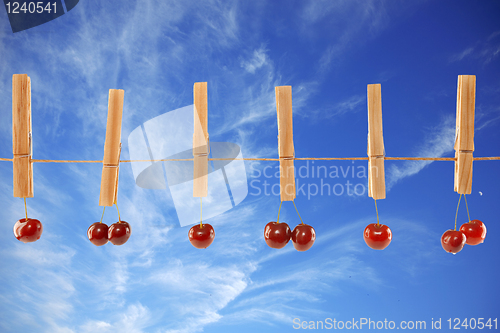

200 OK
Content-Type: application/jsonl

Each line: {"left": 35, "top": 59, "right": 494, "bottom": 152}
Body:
{"left": 1, "top": 0, "right": 499, "bottom": 332}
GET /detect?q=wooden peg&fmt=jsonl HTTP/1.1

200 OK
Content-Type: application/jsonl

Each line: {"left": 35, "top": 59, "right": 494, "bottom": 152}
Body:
{"left": 367, "top": 84, "right": 386, "bottom": 200}
{"left": 276, "top": 86, "right": 296, "bottom": 201}
{"left": 454, "top": 75, "right": 475, "bottom": 195}
{"left": 13, "top": 74, "right": 34, "bottom": 198}
{"left": 99, "top": 89, "right": 124, "bottom": 206}
{"left": 193, "top": 82, "right": 208, "bottom": 198}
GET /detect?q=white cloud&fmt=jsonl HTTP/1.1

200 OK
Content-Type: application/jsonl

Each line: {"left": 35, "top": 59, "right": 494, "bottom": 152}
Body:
{"left": 214, "top": 65, "right": 280, "bottom": 135}
{"left": 79, "top": 303, "right": 153, "bottom": 333}
{"left": 302, "top": 94, "right": 365, "bottom": 123}
{"left": 79, "top": 320, "right": 112, "bottom": 333}
{"left": 0, "top": 242, "right": 78, "bottom": 332}
{"left": 10, "top": 243, "right": 76, "bottom": 267}
{"left": 332, "top": 95, "right": 366, "bottom": 117}
{"left": 221, "top": 308, "right": 292, "bottom": 326}
{"left": 449, "top": 47, "right": 475, "bottom": 62}
{"left": 201, "top": 218, "right": 394, "bottom": 328}
{"left": 241, "top": 48, "right": 268, "bottom": 74}
{"left": 449, "top": 31, "right": 500, "bottom": 64}
{"left": 0, "top": 0, "right": 245, "bottom": 147}
{"left": 487, "top": 31, "right": 500, "bottom": 41}
{"left": 142, "top": 217, "right": 378, "bottom": 333}
{"left": 302, "top": 0, "right": 391, "bottom": 73}
{"left": 149, "top": 260, "right": 253, "bottom": 333}
{"left": 3, "top": 2, "right": 496, "bottom": 333}
{"left": 386, "top": 115, "right": 455, "bottom": 190}
{"left": 386, "top": 102, "right": 500, "bottom": 190}
{"left": 115, "top": 303, "right": 153, "bottom": 333}
{"left": 476, "top": 114, "right": 500, "bottom": 131}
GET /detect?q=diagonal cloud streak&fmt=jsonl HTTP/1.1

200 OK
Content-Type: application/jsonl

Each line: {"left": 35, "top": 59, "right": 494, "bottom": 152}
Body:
{"left": 386, "top": 116, "right": 456, "bottom": 190}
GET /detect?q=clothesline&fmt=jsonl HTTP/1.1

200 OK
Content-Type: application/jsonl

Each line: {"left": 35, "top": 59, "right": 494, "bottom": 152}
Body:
{"left": 1, "top": 156, "right": 499, "bottom": 163}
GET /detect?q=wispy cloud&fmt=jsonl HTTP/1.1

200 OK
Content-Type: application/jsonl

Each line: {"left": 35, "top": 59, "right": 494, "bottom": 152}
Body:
{"left": 386, "top": 99, "right": 500, "bottom": 191}
{"left": 137, "top": 215, "right": 387, "bottom": 332}
{"left": 449, "top": 47, "right": 475, "bottom": 62}
{"left": 449, "top": 31, "right": 500, "bottom": 65}
{"left": 241, "top": 47, "right": 269, "bottom": 74}
{"left": 301, "top": 0, "right": 391, "bottom": 73}
{"left": 0, "top": 0, "right": 246, "bottom": 151}
{"left": 79, "top": 303, "right": 153, "bottom": 333}
{"left": 3, "top": 1, "right": 499, "bottom": 333}
{"left": 330, "top": 95, "right": 366, "bottom": 117}
{"left": 476, "top": 113, "right": 500, "bottom": 131}
{"left": 0, "top": 242, "right": 77, "bottom": 332}
{"left": 386, "top": 115, "right": 456, "bottom": 190}
{"left": 303, "top": 94, "right": 365, "bottom": 123}
{"left": 148, "top": 260, "right": 253, "bottom": 333}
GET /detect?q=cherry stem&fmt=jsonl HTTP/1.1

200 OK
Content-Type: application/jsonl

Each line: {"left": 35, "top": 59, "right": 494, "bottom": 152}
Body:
{"left": 292, "top": 200, "right": 304, "bottom": 225}
{"left": 374, "top": 199, "right": 380, "bottom": 227}
{"left": 100, "top": 206, "right": 106, "bottom": 224}
{"left": 454, "top": 194, "right": 462, "bottom": 231}
{"left": 24, "top": 197, "right": 28, "bottom": 222}
{"left": 114, "top": 200, "right": 121, "bottom": 223}
{"left": 463, "top": 194, "right": 471, "bottom": 223}
{"left": 277, "top": 200, "right": 283, "bottom": 224}
{"left": 200, "top": 197, "right": 203, "bottom": 228}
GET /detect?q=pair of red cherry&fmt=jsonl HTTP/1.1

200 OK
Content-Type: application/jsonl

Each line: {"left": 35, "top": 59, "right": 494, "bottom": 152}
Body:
{"left": 14, "top": 218, "right": 43, "bottom": 243}
{"left": 363, "top": 223, "right": 392, "bottom": 250}
{"left": 264, "top": 222, "right": 316, "bottom": 251}
{"left": 188, "top": 223, "right": 215, "bottom": 249}
{"left": 87, "top": 221, "right": 131, "bottom": 246}
{"left": 441, "top": 220, "right": 487, "bottom": 254}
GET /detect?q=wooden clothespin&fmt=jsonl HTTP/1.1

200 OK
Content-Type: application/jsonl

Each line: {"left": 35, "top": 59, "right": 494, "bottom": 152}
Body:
{"left": 454, "top": 75, "right": 475, "bottom": 195}
{"left": 276, "top": 86, "right": 296, "bottom": 201}
{"left": 193, "top": 82, "right": 208, "bottom": 198}
{"left": 99, "top": 89, "right": 124, "bottom": 206}
{"left": 367, "top": 84, "right": 386, "bottom": 200}
{"left": 12, "top": 74, "right": 34, "bottom": 198}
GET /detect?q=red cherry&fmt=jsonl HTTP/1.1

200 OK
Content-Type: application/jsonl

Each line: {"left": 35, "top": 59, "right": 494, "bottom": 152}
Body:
{"left": 87, "top": 222, "right": 109, "bottom": 246}
{"left": 13, "top": 218, "right": 43, "bottom": 243}
{"left": 441, "top": 229, "right": 466, "bottom": 254}
{"left": 291, "top": 223, "right": 316, "bottom": 251}
{"left": 363, "top": 223, "right": 392, "bottom": 250}
{"left": 264, "top": 221, "right": 291, "bottom": 249}
{"left": 188, "top": 223, "right": 215, "bottom": 249}
{"left": 459, "top": 220, "right": 487, "bottom": 246}
{"left": 108, "top": 221, "right": 131, "bottom": 246}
